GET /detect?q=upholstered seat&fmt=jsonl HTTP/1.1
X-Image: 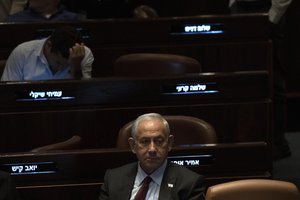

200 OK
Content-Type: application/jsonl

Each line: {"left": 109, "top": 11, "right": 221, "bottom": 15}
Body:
{"left": 205, "top": 179, "right": 300, "bottom": 200}
{"left": 113, "top": 53, "right": 201, "bottom": 77}
{"left": 116, "top": 115, "right": 217, "bottom": 149}
{"left": 30, "top": 135, "right": 82, "bottom": 152}
{"left": 133, "top": 5, "right": 159, "bottom": 19}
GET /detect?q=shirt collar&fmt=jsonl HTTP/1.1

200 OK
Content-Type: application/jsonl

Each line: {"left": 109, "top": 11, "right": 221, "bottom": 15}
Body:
{"left": 36, "top": 38, "right": 48, "bottom": 65}
{"left": 137, "top": 160, "right": 167, "bottom": 186}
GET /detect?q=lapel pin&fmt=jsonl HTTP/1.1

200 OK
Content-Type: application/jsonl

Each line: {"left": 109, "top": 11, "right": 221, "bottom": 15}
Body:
{"left": 168, "top": 183, "right": 173, "bottom": 188}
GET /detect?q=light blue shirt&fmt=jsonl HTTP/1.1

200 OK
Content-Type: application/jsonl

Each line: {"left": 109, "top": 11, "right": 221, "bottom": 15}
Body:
{"left": 269, "top": 0, "right": 293, "bottom": 24}
{"left": 130, "top": 160, "right": 167, "bottom": 200}
{"left": 1, "top": 38, "right": 94, "bottom": 81}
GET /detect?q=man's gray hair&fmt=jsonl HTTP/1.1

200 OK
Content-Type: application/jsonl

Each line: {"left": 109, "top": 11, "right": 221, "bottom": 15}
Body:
{"left": 131, "top": 113, "right": 170, "bottom": 137}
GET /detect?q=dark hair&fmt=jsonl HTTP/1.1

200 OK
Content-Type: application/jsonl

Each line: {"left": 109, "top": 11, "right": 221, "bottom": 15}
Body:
{"left": 49, "top": 26, "right": 82, "bottom": 58}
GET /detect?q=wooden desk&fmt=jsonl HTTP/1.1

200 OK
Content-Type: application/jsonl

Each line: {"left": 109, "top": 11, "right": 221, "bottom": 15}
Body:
{"left": 0, "top": 14, "right": 272, "bottom": 77}
{"left": 0, "top": 71, "right": 272, "bottom": 152}
{"left": 0, "top": 142, "right": 271, "bottom": 200}
{"left": 62, "top": 0, "right": 230, "bottom": 18}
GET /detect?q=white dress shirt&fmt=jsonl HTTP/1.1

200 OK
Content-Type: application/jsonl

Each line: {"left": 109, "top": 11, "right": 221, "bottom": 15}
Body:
{"left": 269, "top": 0, "right": 293, "bottom": 24}
{"left": 1, "top": 38, "right": 94, "bottom": 81}
{"left": 130, "top": 160, "right": 167, "bottom": 200}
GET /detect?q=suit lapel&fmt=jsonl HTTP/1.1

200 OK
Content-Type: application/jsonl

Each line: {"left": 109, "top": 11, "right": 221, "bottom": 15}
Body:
{"left": 158, "top": 163, "right": 177, "bottom": 200}
{"left": 121, "top": 163, "right": 138, "bottom": 200}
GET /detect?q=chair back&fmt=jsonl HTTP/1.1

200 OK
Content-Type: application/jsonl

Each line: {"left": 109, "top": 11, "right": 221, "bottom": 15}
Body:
{"left": 205, "top": 179, "right": 300, "bottom": 200}
{"left": 113, "top": 53, "right": 201, "bottom": 77}
{"left": 116, "top": 115, "right": 217, "bottom": 149}
{"left": 30, "top": 135, "right": 82, "bottom": 152}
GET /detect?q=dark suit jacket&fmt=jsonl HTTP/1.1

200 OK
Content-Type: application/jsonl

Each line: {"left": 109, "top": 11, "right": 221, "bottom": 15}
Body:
{"left": 98, "top": 161, "right": 205, "bottom": 200}
{"left": 0, "top": 170, "right": 18, "bottom": 200}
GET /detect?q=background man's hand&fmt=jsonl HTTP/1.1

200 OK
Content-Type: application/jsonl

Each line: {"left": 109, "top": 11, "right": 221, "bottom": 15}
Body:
{"left": 69, "top": 43, "right": 85, "bottom": 78}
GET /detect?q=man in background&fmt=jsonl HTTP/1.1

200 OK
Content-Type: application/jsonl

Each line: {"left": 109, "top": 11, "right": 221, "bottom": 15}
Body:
{"left": 0, "top": 0, "right": 12, "bottom": 21}
{"left": 269, "top": 0, "right": 293, "bottom": 160}
{"left": 6, "top": 0, "right": 80, "bottom": 21}
{"left": 1, "top": 26, "right": 94, "bottom": 81}
{"left": 230, "top": 0, "right": 293, "bottom": 160}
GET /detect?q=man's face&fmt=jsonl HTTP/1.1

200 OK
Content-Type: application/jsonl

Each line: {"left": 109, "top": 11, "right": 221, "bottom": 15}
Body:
{"left": 44, "top": 40, "right": 69, "bottom": 73}
{"left": 47, "top": 51, "right": 69, "bottom": 72}
{"left": 129, "top": 119, "right": 173, "bottom": 174}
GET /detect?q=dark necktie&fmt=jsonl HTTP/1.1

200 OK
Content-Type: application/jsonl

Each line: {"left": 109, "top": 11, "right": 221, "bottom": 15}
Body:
{"left": 134, "top": 176, "right": 152, "bottom": 200}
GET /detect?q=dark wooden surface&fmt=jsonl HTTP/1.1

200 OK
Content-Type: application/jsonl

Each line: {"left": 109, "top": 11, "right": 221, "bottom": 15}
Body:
{"left": 0, "top": 71, "right": 272, "bottom": 152}
{"left": 284, "top": 0, "right": 300, "bottom": 131}
{"left": 0, "top": 14, "right": 272, "bottom": 78}
{"left": 0, "top": 12, "right": 278, "bottom": 199}
{"left": 62, "top": 0, "right": 231, "bottom": 18}
{"left": 0, "top": 142, "right": 271, "bottom": 200}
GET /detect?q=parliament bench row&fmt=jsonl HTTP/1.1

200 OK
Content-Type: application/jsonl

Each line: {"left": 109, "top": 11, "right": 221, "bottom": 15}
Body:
{"left": 0, "top": 13, "right": 272, "bottom": 78}
{"left": 0, "top": 71, "right": 272, "bottom": 153}
{"left": 62, "top": 0, "right": 231, "bottom": 19}
{"left": 0, "top": 142, "right": 272, "bottom": 200}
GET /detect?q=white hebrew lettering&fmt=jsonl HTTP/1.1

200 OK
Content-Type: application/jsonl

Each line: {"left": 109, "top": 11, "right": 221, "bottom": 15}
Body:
{"left": 172, "top": 160, "right": 184, "bottom": 165}
{"left": 11, "top": 166, "right": 23, "bottom": 173}
{"left": 46, "top": 91, "right": 62, "bottom": 98}
{"left": 190, "top": 84, "right": 206, "bottom": 91}
{"left": 29, "top": 91, "right": 46, "bottom": 99}
{"left": 197, "top": 25, "right": 211, "bottom": 32}
{"left": 176, "top": 85, "right": 189, "bottom": 92}
{"left": 184, "top": 160, "right": 200, "bottom": 166}
{"left": 185, "top": 26, "right": 197, "bottom": 32}
{"left": 25, "top": 165, "right": 37, "bottom": 171}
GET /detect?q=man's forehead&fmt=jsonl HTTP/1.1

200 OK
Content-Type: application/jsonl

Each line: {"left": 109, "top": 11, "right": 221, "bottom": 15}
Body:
{"left": 139, "top": 119, "right": 164, "bottom": 129}
{"left": 136, "top": 130, "right": 167, "bottom": 139}
{"left": 137, "top": 133, "right": 165, "bottom": 138}
{"left": 135, "top": 118, "right": 168, "bottom": 137}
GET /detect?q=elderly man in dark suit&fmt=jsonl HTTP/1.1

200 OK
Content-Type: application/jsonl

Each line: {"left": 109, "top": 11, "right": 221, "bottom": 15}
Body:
{"left": 98, "top": 113, "right": 205, "bottom": 200}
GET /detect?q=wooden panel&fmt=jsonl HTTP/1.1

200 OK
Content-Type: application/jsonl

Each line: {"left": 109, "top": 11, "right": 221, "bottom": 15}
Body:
{"left": 62, "top": 0, "right": 230, "bottom": 18}
{"left": 0, "top": 142, "right": 271, "bottom": 200}
{"left": 0, "top": 14, "right": 272, "bottom": 77}
{"left": 0, "top": 72, "right": 271, "bottom": 152}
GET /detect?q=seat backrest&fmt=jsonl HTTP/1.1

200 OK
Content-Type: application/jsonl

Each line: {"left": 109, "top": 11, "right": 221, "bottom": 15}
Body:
{"left": 133, "top": 5, "right": 159, "bottom": 19}
{"left": 30, "top": 135, "right": 82, "bottom": 152}
{"left": 113, "top": 53, "right": 201, "bottom": 77}
{"left": 116, "top": 115, "right": 217, "bottom": 149}
{"left": 205, "top": 179, "right": 300, "bottom": 200}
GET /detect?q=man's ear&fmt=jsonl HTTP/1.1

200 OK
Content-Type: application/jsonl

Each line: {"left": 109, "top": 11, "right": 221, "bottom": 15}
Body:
{"left": 168, "top": 134, "right": 174, "bottom": 152}
{"left": 128, "top": 137, "right": 136, "bottom": 154}
{"left": 46, "top": 40, "right": 52, "bottom": 48}
{"left": 44, "top": 40, "right": 52, "bottom": 53}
